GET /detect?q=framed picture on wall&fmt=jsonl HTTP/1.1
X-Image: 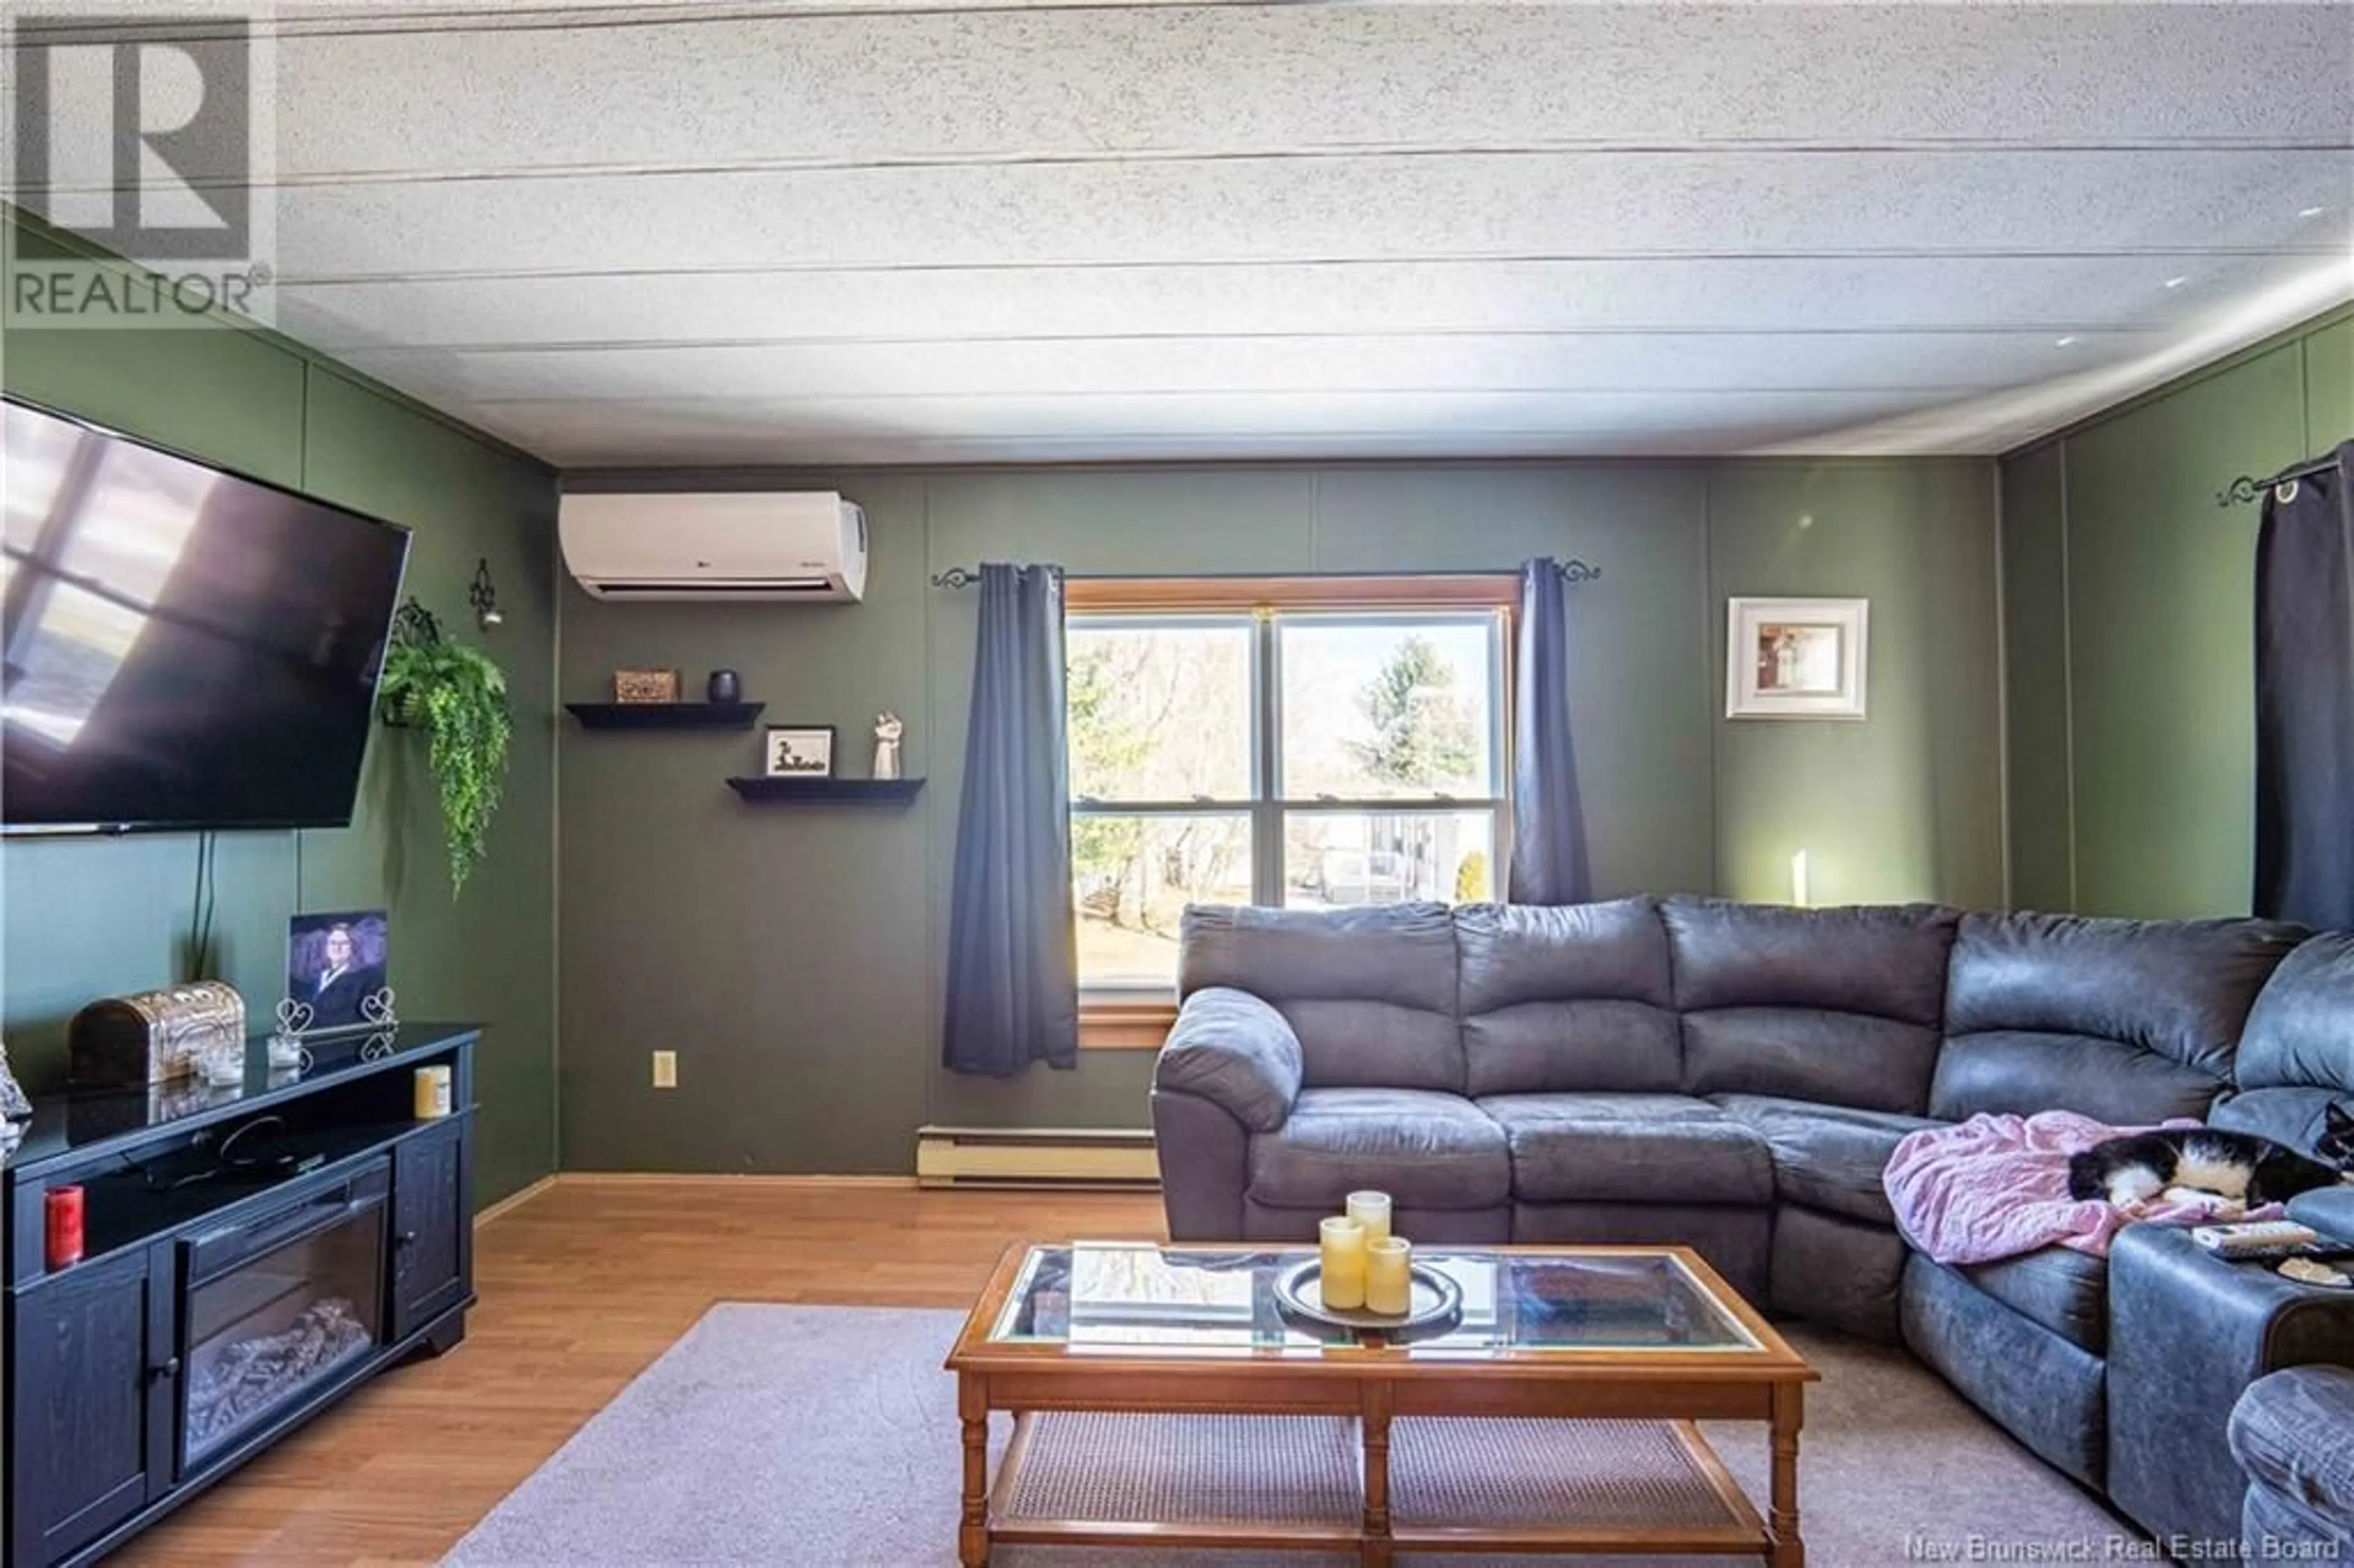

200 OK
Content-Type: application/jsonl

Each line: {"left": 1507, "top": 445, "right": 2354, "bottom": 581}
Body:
{"left": 763, "top": 725, "right": 837, "bottom": 778}
{"left": 1726, "top": 598, "right": 1868, "bottom": 720}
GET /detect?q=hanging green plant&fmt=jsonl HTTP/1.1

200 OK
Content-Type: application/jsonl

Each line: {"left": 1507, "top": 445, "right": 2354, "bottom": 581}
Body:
{"left": 377, "top": 603, "right": 511, "bottom": 896}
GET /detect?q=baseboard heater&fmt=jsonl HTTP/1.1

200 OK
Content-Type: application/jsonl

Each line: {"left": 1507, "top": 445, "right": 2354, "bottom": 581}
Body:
{"left": 915, "top": 1125, "right": 1159, "bottom": 1190}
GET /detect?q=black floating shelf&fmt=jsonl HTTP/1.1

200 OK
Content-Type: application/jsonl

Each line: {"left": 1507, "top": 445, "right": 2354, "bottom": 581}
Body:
{"left": 726, "top": 776, "right": 927, "bottom": 805}
{"left": 567, "top": 701, "right": 765, "bottom": 731}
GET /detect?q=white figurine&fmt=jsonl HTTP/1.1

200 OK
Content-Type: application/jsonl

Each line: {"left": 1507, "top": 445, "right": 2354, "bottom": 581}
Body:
{"left": 872, "top": 711, "right": 904, "bottom": 780}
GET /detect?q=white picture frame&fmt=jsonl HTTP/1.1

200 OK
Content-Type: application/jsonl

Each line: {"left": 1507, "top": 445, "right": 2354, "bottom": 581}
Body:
{"left": 763, "top": 725, "right": 837, "bottom": 778}
{"left": 1726, "top": 598, "right": 1869, "bottom": 720}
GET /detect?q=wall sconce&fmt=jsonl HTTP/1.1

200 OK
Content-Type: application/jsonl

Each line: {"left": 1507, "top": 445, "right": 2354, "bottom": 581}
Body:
{"left": 468, "top": 557, "right": 503, "bottom": 631}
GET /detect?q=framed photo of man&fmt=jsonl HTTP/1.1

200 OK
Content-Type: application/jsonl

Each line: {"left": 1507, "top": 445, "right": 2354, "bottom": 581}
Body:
{"left": 286, "top": 910, "right": 393, "bottom": 1037}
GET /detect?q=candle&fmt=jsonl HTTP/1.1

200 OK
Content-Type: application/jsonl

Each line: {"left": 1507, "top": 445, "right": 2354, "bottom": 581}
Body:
{"left": 45, "top": 1186, "right": 85, "bottom": 1271}
{"left": 1791, "top": 848, "right": 1810, "bottom": 908}
{"left": 1319, "top": 1216, "right": 1367, "bottom": 1311}
{"left": 414, "top": 1064, "right": 452, "bottom": 1119}
{"left": 1366, "top": 1237, "right": 1413, "bottom": 1316}
{"left": 1346, "top": 1190, "right": 1392, "bottom": 1245}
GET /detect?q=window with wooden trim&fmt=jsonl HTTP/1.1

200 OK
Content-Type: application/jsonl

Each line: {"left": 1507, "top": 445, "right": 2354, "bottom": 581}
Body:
{"left": 1067, "top": 577, "right": 1513, "bottom": 1020}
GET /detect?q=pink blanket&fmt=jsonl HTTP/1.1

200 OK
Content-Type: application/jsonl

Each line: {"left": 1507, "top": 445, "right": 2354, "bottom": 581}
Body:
{"left": 1883, "top": 1111, "right": 2284, "bottom": 1264}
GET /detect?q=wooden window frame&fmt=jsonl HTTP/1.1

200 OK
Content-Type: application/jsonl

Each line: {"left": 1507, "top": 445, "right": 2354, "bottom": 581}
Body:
{"left": 1071, "top": 575, "right": 1518, "bottom": 1049}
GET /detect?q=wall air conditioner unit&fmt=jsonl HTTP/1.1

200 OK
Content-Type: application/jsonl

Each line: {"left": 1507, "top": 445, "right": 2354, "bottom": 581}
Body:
{"left": 558, "top": 490, "right": 867, "bottom": 602}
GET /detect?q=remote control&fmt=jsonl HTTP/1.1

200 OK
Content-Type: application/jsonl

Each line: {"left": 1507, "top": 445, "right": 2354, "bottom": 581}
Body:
{"left": 2192, "top": 1220, "right": 2320, "bottom": 1258}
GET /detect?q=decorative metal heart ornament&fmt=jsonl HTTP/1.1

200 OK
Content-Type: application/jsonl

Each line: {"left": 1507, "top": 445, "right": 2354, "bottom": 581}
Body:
{"left": 360, "top": 1031, "right": 398, "bottom": 1062}
{"left": 274, "top": 998, "right": 317, "bottom": 1037}
{"left": 361, "top": 988, "right": 398, "bottom": 1026}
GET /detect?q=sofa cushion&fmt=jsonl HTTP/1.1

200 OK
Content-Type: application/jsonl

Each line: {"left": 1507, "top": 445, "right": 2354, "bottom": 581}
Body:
{"left": 1246, "top": 1087, "right": 1508, "bottom": 1210}
{"left": 2213, "top": 935, "right": 2354, "bottom": 1151}
{"left": 1958, "top": 1246, "right": 2109, "bottom": 1354}
{"left": 2236, "top": 933, "right": 2354, "bottom": 1095}
{"left": 2231, "top": 1366, "right": 2354, "bottom": 1531}
{"left": 1664, "top": 899, "right": 1959, "bottom": 1114}
{"left": 2212, "top": 1087, "right": 2354, "bottom": 1159}
{"left": 1455, "top": 899, "right": 1681, "bottom": 1097}
{"left": 1477, "top": 1092, "right": 1772, "bottom": 1205}
{"left": 1934, "top": 910, "right": 2305, "bottom": 1124}
{"left": 1710, "top": 1094, "right": 1941, "bottom": 1225}
{"left": 1181, "top": 904, "right": 1463, "bottom": 1094}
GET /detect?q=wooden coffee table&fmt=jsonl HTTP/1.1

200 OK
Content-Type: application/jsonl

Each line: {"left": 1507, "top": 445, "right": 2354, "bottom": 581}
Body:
{"left": 945, "top": 1242, "right": 1815, "bottom": 1566}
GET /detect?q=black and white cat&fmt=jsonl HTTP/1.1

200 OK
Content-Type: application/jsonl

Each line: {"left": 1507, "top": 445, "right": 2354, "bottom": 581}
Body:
{"left": 2066, "top": 1103, "right": 2354, "bottom": 1212}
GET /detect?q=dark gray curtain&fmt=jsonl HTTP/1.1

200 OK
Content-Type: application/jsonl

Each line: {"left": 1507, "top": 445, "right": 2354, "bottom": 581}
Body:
{"left": 1506, "top": 557, "right": 1593, "bottom": 905}
{"left": 943, "top": 563, "right": 1078, "bottom": 1076}
{"left": 2254, "top": 443, "right": 2354, "bottom": 929}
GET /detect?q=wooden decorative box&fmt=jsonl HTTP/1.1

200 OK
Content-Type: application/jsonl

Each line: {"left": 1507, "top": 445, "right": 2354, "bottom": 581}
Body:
{"left": 69, "top": 981, "right": 247, "bottom": 1089}
{"left": 613, "top": 668, "right": 682, "bottom": 704}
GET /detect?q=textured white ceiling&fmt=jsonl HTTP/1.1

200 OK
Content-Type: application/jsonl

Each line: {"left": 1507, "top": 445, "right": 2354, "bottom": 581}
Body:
{"left": 13, "top": 1, "right": 2354, "bottom": 465}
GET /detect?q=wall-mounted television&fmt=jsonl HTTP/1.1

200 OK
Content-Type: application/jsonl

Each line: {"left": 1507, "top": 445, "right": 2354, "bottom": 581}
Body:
{"left": 2, "top": 398, "right": 413, "bottom": 834}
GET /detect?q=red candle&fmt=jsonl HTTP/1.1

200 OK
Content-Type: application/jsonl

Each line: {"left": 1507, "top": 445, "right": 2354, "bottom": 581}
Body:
{"left": 45, "top": 1185, "right": 85, "bottom": 1271}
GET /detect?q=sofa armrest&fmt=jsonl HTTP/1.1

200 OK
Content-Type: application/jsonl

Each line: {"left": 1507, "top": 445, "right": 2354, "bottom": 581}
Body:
{"left": 2290, "top": 1186, "right": 2354, "bottom": 1242}
{"left": 2108, "top": 1224, "right": 2354, "bottom": 1554}
{"left": 1154, "top": 987, "right": 1303, "bottom": 1134}
{"left": 2231, "top": 1367, "right": 2354, "bottom": 1551}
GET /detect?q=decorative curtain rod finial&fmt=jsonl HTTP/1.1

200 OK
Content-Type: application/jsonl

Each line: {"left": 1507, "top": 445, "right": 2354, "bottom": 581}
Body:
{"left": 932, "top": 565, "right": 1064, "bottom": 588}
{"left": 2218, "top": 451, "right": 2338, "bottom": 508}
{"left": 1559, "top": 559, "right": 1602, "bottom": 585}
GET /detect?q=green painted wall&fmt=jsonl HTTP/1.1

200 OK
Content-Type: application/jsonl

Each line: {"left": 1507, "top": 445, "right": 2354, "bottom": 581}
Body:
{"left": 1707, "top": 462, "right": 2004, "bottom": 909}
{"left": 0, "top": 213, "right": 562, "bottom": 1203}
{"left": 556, "top": 458, "right": 2000, "bottom": 1172}
{"left": 1998, "top": 303, "right": 2354, "bottom": 919}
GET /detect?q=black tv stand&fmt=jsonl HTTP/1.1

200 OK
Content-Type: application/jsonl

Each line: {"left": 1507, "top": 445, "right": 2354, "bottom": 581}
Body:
{"left": 2, "top": 1023, "right": 479, "bottom": 1568}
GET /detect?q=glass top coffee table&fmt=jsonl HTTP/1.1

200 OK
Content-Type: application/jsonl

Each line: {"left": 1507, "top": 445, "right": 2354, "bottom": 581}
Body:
{"left": 945, "top": 1243, "right": 1816, "bottom": 1567}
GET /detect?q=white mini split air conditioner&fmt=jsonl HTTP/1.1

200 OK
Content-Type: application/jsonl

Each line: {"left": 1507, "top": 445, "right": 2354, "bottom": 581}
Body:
{"left": 557, "top": 490, "right": 868, "bottom": 601}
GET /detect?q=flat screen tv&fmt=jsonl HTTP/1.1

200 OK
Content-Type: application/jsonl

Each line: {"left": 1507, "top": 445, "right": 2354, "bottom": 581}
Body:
{"left": 2, "top": 398, "right": 413, "bottom": 834}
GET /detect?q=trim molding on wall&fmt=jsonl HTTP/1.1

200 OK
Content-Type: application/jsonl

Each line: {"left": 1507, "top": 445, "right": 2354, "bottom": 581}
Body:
{"left": 475, "top": 1174, "right": 560, "bottom": 1225}
{"left": 558, "top": 1171, "right": 921, "bottom": 1187}
{"left": 473, "top": 1171, "right": 932, "bottom": 1228}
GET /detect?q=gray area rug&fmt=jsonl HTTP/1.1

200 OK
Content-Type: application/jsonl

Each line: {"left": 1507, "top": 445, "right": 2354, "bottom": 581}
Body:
{"left": 445, "top": 1303, "right": 2134, "bottom": 1568}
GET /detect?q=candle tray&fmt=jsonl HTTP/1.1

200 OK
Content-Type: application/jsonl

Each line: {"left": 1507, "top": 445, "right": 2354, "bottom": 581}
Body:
{"left": 1274, "top": 1258, "right": 1465, "bottom": 1339}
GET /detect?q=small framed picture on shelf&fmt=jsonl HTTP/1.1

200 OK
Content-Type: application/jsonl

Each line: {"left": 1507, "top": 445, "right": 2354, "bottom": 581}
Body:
{"left": 763, "top": 725, "right": 837, "bottom": 778}
{"left": 1726, "top": 598, "right": 1869, "bottom": 720}
{"left": 285, "top": 909, "right": 393, "bottom": 1037}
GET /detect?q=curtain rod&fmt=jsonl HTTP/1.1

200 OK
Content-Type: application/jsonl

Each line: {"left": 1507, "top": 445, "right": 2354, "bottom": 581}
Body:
{"left": 929, "top": 561, "right": 1602, "bottom": 588}
{"left": 2215, "top": 452, "right": 2341, "bottom": 508}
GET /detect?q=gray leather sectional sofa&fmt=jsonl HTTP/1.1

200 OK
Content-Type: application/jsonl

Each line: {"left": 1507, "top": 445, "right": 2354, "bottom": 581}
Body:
{"left": 1149, "top": 897, "right": 2354, "bottom": 1551}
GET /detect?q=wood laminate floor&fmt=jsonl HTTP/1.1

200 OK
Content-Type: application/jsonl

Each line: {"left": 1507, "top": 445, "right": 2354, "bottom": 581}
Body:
{"left": 118, "top": 1178, "right": 1170, "bottom": 1567}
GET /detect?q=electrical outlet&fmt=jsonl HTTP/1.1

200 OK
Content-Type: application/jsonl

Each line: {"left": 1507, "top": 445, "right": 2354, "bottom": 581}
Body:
{"left": 651, "top": 1049, "right": 678, "bottom": 1089}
